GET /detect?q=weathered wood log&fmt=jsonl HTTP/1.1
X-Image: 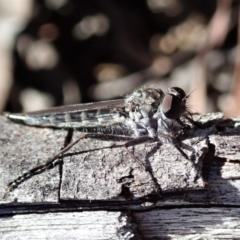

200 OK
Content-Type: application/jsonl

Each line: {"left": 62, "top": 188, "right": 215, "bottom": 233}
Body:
{"left": 1, "top": 113, "right": 240, "bottom": 239}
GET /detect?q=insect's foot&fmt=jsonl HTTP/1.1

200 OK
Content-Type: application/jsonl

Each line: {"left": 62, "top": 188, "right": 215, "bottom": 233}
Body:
{"left": 8, "top": 181, "right": 18, "bottom": 192}
{"left": 8, "top": 179, "right": 22, "bottom": 191}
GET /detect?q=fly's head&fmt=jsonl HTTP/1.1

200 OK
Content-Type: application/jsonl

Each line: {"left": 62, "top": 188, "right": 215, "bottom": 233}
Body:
{"left": 156, "top": 87, "right": 195, "bottom": 142}
{"left": 161, "top": 87, "right": 189, "bottom": 120}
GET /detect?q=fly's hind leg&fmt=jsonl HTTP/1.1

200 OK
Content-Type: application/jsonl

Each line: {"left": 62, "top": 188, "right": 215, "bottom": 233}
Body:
{"left": 7, "top": 132, "right": 133, "bottom": 191}
{"left": 7, "top": 129, "right": 85, "bottom": 191}
{"left": 49, "top": 128, "right": 74, "bottom": 171}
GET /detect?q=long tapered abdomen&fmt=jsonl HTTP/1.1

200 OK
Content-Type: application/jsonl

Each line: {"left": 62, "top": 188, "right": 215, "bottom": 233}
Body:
{"left": 5, "top": 99, "right": 126, "bottom": 128}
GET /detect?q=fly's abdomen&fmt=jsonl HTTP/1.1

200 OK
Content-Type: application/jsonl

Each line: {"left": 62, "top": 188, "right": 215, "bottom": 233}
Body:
{"left": 5, "top": 109, "right": 125, "bottom": 128}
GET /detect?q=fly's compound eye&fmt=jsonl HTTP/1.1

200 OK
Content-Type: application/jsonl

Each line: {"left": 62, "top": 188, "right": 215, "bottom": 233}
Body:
{"left": 162, "top": 88, "right": 187, "bottom": 119}
{"left": 168, "top": 87, "right": 186, "bottom": 100}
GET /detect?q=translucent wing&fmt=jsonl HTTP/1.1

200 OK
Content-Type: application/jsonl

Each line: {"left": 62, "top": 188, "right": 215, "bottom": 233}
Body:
{"left": 5, "top": 99, "right": 126, "bottom": 128}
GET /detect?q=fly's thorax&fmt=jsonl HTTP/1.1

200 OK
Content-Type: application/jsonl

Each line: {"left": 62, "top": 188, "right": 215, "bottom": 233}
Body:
{"left": 125, "top": 87, "right": 164, "bottom": 112}
{"left": 125, "top": 101, "right": 158, "bottom": 138}
{"left": 139, "top": 104, "right": 154, "bottom": 118}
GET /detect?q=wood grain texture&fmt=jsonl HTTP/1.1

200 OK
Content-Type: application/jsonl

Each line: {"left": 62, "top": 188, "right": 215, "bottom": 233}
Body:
{"left": 60, "top": 133, "right": 207, "bottom": 200}
{"left": 0, "top": 211, "right": 138, "bottom": 240}
{"left": 134, "top": 207, "right": 240, "bottom": 239}
{"left": 0, "top": 115, "right": 208, "bottom": 202}
{"left": 0, "top": 116, "right": 66, "bottom": 203}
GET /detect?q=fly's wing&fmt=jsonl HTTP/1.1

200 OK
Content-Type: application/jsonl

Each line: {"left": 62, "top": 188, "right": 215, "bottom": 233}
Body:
{"left": 5, "top": 99, "right": 127, "bottom": 128}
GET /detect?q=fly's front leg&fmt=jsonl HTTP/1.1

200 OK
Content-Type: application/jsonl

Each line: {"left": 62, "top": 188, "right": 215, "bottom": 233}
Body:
{"left": 176, "top": 119, "right": 191, "bottom": 130}
{"left": 184, "top": 115, "right": 204, "bottom": 129}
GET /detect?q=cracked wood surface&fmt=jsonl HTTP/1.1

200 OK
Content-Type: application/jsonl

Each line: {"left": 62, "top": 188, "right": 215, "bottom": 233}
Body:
{"left": 1, "top": 113, "right": 240, "bottom": 239}
{"left": 0, "top": 115, "right": 210, "bottom": 203}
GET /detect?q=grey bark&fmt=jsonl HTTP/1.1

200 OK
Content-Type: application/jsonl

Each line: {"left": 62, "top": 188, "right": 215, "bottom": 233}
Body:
{"left": 1, "top": 113, "right": 240, "bottom": 239}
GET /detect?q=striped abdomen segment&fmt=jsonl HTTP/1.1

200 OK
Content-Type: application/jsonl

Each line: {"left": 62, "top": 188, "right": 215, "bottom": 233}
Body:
{"left": 6, "top": 109, "right": 127, "bottom": 129}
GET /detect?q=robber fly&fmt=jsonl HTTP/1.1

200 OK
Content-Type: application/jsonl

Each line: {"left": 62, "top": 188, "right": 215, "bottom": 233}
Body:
{"left": 5, "top": 87, "right": 195, "bottom": 191}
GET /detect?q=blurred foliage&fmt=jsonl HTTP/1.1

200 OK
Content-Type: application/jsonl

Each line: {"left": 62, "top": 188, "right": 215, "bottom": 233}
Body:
{"left": 4, "top": 0, "right": 240, "bottom": 116}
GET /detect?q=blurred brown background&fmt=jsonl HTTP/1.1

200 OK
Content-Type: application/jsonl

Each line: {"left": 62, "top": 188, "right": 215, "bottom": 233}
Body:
{"left": 0, "top": 0, "right": 239, "bottom": 117}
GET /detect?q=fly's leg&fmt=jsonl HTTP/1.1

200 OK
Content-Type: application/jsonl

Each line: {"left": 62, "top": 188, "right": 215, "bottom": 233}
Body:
{"left": 125, "top": 136, "right": 162, "bottom": 194}
{"left": 184, "top": 115, "right": 204, "bottom": 129}
{"left": 172, "top": 141, "right": 189, "bottom": 160}
{"left": 64, "top": 129, "right": 74, "bottom": 149}
{"left": 124, "top": 136, "right": 153, "bottom": 169}
{"left": 176, "top": 119, "right": 191, "bottom": 130}
{"left": 7, "top": 133, "right": 133, "bottom": 191}
{"left": 8, "top": 132, "right": 86, "bottom": 191}
{"left": 53, "top": 128, "right": 74, "bottom": 171}
{"left": 58, "top": 129, "right": 74, "bottom": 194}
